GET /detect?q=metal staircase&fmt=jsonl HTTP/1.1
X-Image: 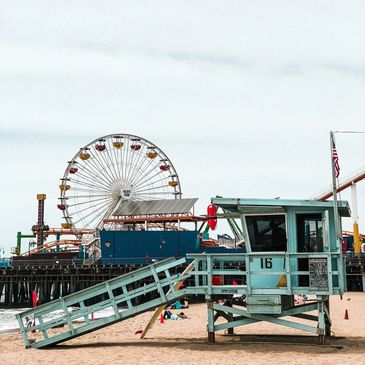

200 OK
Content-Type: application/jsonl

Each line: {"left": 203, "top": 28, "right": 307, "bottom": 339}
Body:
{"left": 16, "top": 257, "right": 189, "bottom": 348}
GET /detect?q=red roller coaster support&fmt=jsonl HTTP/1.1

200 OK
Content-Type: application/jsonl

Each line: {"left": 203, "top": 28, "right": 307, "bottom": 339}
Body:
{"left": 313, "top": 170, "right": 365, "bottom": 201}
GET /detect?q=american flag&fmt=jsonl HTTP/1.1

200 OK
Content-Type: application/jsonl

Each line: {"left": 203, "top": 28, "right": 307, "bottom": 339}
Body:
{"left": 332, "top": 142, "right": 340, "bottom": 178}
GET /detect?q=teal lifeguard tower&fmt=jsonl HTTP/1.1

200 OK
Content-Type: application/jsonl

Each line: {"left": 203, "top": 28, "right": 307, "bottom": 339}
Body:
{"left": 189, "top": 197, "right": 350, "bottom": 344}
{"left": 16, "top": 197, "right": 350, "bottom": 347}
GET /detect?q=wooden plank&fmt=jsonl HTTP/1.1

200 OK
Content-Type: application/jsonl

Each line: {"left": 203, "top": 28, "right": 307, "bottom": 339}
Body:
{"left": 140, "top": 260, "right": 195, "bottom": 339}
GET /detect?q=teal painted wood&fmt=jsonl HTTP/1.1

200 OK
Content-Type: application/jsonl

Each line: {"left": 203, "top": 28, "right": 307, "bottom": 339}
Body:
{"left": 16, "top": 257, "right": 188, "bottom": 349}
{"left": 212, "top": 197, "right": 351, "bottom": 216}
{"left": 211, "top": 301, "right": 323, "bottom": 334}
{"left": 187, "top": 252, "right": 343, "bottom": 296}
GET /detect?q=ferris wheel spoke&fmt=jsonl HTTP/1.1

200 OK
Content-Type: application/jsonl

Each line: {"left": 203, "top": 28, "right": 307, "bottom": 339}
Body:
{"left": 66, "top": 195, "right": 110, "bottom": 207}
{"left": 65, "top": 194, "right": 112, "bottom": 199}
{"left": 70, "top": 174, "right": 111, "bottom": 193}
{"left": 72, "top": 166, "right": 114, "bottom": 192}
{"left": 125, "top": 143, "right": 140, "bottom": 184}
{"left": 134, "top": 183, "right": 170, "bottom": 194}
{"left": 78, "top": 198, "right": 119, "bottom": 230}
{"left": 68, "top": 202, "right": 112, "bottom": 218}
{"left": 69, "top": 199, "right": 113, "bottom": 218}
{"left": 130, "top": 146, "right": 148, "bottom": 180}
{"left": 133, "top": 169, "right": 167, "bottom": 190}
{"left": 77, "top": 156, "right": 116, "bottom": 188}
{"left": 91, "top": 150, "right": 119, "bottom": 190}
{"left": 80, "top": 157, "right": 116, "bottom": 191}
{"left": 68, "top": 177, "right": 111, "bottom": 193}
{"left": 129, "top": 158, "right": 155, "bottom": 187}
{"left": 127, "top": 143, "right": 148, "bottom": 184}
{"left": 133, "top": 175, "right": 170, "bottom": 192}
{"left": 126, "top": 139, "right": 145, "bottom": 185}
{"left": 69, "top": 197, "right": 114, "bottom": 223}
{"left": 122, "top": 136, "right": 131, "bottom": 185}
{"left": 87, "top": 148, "right": 119, "bottom": 189}
{"left": 131, "top": 159, "right": 162, "bottom": 188}
{"left": 98, "top": 145, "right": 121, "bottom": 188}
{"left": 109, "top": 139, "right": 123, "bottom": 189}
{"left": 68, "top": 186, "right": 111, "bottom": 194}
{"left": 104, "top": 139, "right": 120, "bottom": 182}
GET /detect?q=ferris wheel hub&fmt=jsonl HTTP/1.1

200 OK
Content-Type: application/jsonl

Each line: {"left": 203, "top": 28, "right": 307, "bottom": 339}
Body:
{"left": 121, "top": 182, "right": 134, "bottom": 200}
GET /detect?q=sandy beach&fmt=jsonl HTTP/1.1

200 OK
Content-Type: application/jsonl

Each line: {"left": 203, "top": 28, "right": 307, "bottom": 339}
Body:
{"left": 1, "top": 292, "right": 364, "bottom": 365}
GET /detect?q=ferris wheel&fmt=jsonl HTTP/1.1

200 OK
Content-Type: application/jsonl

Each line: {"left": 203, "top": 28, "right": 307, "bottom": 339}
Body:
{"left": 57, "top": 134, "right": 182, "bottom": 231}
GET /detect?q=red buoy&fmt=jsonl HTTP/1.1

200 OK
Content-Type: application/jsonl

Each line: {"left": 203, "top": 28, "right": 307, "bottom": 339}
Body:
{"left": 207, "top": 203, "right": 217, "bottom": 230}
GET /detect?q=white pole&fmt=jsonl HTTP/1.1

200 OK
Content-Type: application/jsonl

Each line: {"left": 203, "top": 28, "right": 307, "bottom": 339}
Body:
{"left": 351, "top": 183, "right": 359, "bottom": 224}
{"left": 330, "top": 131, "right": 341, "bottom": 251}
{"left": 351, "top": 183, "right": 361, "bottom": 255}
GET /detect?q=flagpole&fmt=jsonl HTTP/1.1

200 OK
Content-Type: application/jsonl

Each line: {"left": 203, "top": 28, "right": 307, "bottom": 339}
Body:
{"left": 330, "top": 130, "right": 341, "bottom": 251}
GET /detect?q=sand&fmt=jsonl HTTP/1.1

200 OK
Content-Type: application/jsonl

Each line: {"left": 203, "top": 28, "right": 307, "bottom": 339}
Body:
{"left": 1, "top": 292, "right": 365, "bottom": 365}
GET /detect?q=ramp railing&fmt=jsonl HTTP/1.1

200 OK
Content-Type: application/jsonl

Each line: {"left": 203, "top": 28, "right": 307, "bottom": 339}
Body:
{"left": 17, "top": 257, "right": 189, "bottom": 348}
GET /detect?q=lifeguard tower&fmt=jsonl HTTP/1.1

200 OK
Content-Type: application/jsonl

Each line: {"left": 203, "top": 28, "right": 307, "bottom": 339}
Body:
{"left": 188, "top": 197, "right": 350, "bottom": 344}
{"left": 16, "top": 197, "right": 350, "bottom": 347}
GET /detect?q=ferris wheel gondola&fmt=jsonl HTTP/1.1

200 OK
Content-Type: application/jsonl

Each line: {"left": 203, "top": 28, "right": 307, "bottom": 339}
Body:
{"left": 58, "top": 134, "right": 181, "bottom": 231}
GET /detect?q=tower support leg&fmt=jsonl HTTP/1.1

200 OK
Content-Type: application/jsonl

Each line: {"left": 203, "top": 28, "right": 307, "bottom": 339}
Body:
{"left": 226, "top": 299, "right": 234, "bottom": 335}
{"left": 207, "top": 300, "right": 215, "bottom": 343}
{"left": 324, "top": 298, "right": 331, "bottom": 337}
{"left": 318, "top": 300, "right": 326, "bottom": 344}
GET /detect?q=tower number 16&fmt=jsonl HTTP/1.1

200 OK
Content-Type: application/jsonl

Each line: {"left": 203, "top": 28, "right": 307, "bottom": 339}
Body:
{"left": 260, "top": 258, "right": 273, "bottom": 269}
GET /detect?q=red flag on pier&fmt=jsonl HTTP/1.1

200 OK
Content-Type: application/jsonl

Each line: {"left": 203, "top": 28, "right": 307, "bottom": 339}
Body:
{"left": 332, "top": 142, "right": 340, "bottom": 178}
{"left": 31, "top": 290, "right": 39, "bottom": 307}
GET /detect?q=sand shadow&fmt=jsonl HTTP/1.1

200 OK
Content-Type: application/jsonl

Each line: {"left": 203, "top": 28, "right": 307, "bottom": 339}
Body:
{"left": 48, "top": 334, "right": 365, "bottom": 354}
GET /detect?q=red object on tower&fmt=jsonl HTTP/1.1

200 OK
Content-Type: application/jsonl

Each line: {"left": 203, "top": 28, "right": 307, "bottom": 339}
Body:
{"left": 212, "top": 276, "right": 222, "bottom": 285}
{"left": 207, "top": 203, "right": 217, "bottom": 230}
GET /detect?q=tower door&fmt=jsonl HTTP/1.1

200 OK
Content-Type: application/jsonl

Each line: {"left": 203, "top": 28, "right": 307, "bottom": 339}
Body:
{"left": 296, "top": 213, "right": 324, "bottom": 286}
{"left": 296, "top": 213, "right": 324, "bottom": 253}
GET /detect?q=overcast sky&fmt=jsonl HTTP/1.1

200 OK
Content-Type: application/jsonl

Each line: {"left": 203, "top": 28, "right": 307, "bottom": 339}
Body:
{"left": 1, "top": 1, "right": 365, "bottom": 255}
